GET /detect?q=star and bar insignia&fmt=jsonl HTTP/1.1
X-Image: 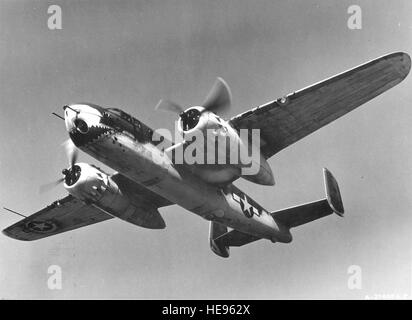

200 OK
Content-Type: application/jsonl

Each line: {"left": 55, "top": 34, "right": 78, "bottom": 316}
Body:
{"left": 232, "top": 192, "right": 261, "bottom": 218}
{"left": 26, "top": 220, "right": 57, "bottom": 233}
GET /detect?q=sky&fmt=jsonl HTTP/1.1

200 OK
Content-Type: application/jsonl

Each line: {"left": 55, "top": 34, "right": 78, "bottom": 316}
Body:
{"left": 0, "top": 0, "right": 412, "bottom": 299}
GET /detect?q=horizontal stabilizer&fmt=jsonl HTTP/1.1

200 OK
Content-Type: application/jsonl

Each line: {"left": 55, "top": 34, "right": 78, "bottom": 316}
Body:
{"left": 215, "top": 229, "right": 261, "bottom": 247}
{"left": 271, "top": 168, "right": 344, "bottom": 228}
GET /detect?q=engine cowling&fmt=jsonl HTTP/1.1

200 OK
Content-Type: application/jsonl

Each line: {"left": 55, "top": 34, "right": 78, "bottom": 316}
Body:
{"left": 176, "top": 107, "right": 274, "bottom": 186}
{"left": 177, "top": 106, "right": 230, "bottom": 137}
{"left": 63, "top": 163, "right": 165, "bottom": 229}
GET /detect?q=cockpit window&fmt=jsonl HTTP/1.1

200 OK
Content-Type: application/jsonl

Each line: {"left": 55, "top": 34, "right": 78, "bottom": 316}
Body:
{"left": 106, "top": 108, "right": 134, "bottom": 123}
{"left": 107, "top": 108, "right": 124, "bottom": 117}
{"left": 103, "top": 107, "right": 149, "bottom": 142}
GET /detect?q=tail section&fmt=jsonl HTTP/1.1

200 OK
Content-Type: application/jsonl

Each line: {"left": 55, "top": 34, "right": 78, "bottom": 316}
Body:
{"left": 209, "top": 168, "right": 344, "bottom": 257}
{"left": 271, "top": 168, "right": 344, "bottom": 228}
{"left": 209, "top": 221, "right": 261, "bottom": 258}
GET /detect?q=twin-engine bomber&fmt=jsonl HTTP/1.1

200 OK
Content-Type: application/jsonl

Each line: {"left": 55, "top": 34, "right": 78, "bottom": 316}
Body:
{"left": 2, "top": 52, "right": 410, "bottom": 257}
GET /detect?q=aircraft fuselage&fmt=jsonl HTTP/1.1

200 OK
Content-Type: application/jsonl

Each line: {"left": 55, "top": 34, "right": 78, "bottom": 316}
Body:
{"left": 64, "top": 104, "right": 292, "bottom": 243}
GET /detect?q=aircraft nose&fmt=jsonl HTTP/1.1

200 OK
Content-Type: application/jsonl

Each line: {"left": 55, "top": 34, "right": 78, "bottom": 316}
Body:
{"left": 63, "top": 105, "right": 79, "bottom": 133}
{"left": 63, "top": 105, "right": 89, "bottom": 134}
{"left": 63, "top": 104, "right": 102, "bottom": 134}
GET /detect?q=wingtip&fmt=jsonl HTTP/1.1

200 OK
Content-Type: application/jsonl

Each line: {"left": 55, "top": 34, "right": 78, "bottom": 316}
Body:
{"left": 2, "top": 227, "right": 19, "bottom": 240}
{"left": 386, "top": 51, "right": 411, "bottom": 80}
{"left": 399, "top": 52, "right": 411, "bottom": 79}
{"left": 2, "top": 228, "right": 8, "bottom": 237}
{"left": 2, "top": 224, "right": 33, "bottom": 241}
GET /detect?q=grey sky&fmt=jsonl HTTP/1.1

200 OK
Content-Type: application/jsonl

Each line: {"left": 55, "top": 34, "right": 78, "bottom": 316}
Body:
{"left": 0, "top": 0, "right": 411, "bottom": 299}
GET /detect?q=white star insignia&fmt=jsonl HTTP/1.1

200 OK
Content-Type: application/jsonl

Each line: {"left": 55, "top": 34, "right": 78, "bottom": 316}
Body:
{"left": 240, "top": 195, "right": 253, "bottom": 215}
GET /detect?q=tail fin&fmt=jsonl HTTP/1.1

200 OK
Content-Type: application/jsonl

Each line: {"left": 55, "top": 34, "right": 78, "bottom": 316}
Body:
{"left": 209, "top": 221, "right": 230, "bottom": 258}
{"left": 323, "top": 168, "right": 344, "bottom": 216}
{"left": 209, "top": 221, "right": 261, "bottom": 258}
{"left": 271, "top": 168, "right": 344, "bottom": 228}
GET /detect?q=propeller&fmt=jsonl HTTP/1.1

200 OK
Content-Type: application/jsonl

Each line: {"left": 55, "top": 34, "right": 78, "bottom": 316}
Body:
{"left": 38, "top": 139, "right": 80, "bottom": 194}
{"left": 201, "top": 77, "right": 232, "bottom": 114}
{"left": 39, "top": 177, "right": 65, "bottom": 194}
{"left": 63, "top": 139, "right": 78, "bottom": 168}
{"left": 155, "top": 77, "right": 232, "bottom": 116}
{"left": 155, "top": 99, "right": 184, "bottom": 114}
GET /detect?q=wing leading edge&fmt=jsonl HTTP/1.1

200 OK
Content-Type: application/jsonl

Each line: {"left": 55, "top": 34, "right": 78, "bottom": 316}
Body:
{"left": 230, "top": 52, "right": 411, "bottom": 159}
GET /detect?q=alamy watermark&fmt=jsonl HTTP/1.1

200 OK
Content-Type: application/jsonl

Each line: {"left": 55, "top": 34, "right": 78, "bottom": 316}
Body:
{"left": 47, "top": 264, "right": 62, "bottom": 290}
{"left": 152, "top": 122, "right": 262, "bottom": 176}
{"left": 47, "top": 5, "right": 62, "bottom": 30}
{"left": 347, "top": 265, "right": 362, "bottom": 290}
{"left": 347, "top": 5, "right": 362, "bottom": 30}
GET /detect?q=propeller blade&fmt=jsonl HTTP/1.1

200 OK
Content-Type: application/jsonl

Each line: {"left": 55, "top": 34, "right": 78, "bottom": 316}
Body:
{"left": 155, "top": 99, "right": 185, "bottom": 114}
{"left": 39, "top": 177, "right": 64, "bottom": 194}
{"left": 70, "top": 149, "right": 78, "bottom": 168}
{"left": 63, "top": 139, "right": 78, "bottom": 168}
{"left": 201, "top": 77, "right": 232, "bottom": 114}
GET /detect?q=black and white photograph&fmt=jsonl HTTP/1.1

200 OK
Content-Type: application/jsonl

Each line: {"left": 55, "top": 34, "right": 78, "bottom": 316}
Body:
{"left": 0, "top": 0, "right": 411, "bottom": 303}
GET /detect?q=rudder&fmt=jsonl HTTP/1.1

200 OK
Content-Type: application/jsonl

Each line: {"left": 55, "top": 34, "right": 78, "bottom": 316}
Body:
{"left": 323, "top": 168, "right": 344, "bottom": 216}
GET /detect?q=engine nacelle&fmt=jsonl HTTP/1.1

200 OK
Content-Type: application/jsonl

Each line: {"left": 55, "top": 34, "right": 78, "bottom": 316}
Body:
{"left": 64, "top": 163, "right": 165, "bottom": 229}
{"left": 177, "top": 107, "right": 274, "bottom": 186}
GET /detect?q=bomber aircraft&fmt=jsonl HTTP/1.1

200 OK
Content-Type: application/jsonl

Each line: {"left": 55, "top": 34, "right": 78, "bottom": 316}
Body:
{"left": 2, "top": 52, "right": 410, "bottom": 257}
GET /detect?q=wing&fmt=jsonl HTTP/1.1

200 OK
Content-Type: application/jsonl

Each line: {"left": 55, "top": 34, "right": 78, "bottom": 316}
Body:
{"left": 3, "top": 174, "right": 173, "bottom": 241}
{"left": 110, "top": 173, "right": 172, "bottom": 207}
{"left": 2, "top": 195, "right": 113, "bottom": 241}
{"left": 229, "top": 52, "right": 411, "bottom": 159}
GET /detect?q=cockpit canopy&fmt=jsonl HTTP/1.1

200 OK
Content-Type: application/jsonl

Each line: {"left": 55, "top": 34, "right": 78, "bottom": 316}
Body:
{"left": 101, "top": 107, "right": 155, "bottom": 144}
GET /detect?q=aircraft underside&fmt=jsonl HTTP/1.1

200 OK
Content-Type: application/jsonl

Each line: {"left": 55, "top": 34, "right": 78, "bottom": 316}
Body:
{"left": 2, "top": 52, "right": 410, "bottom": 258}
